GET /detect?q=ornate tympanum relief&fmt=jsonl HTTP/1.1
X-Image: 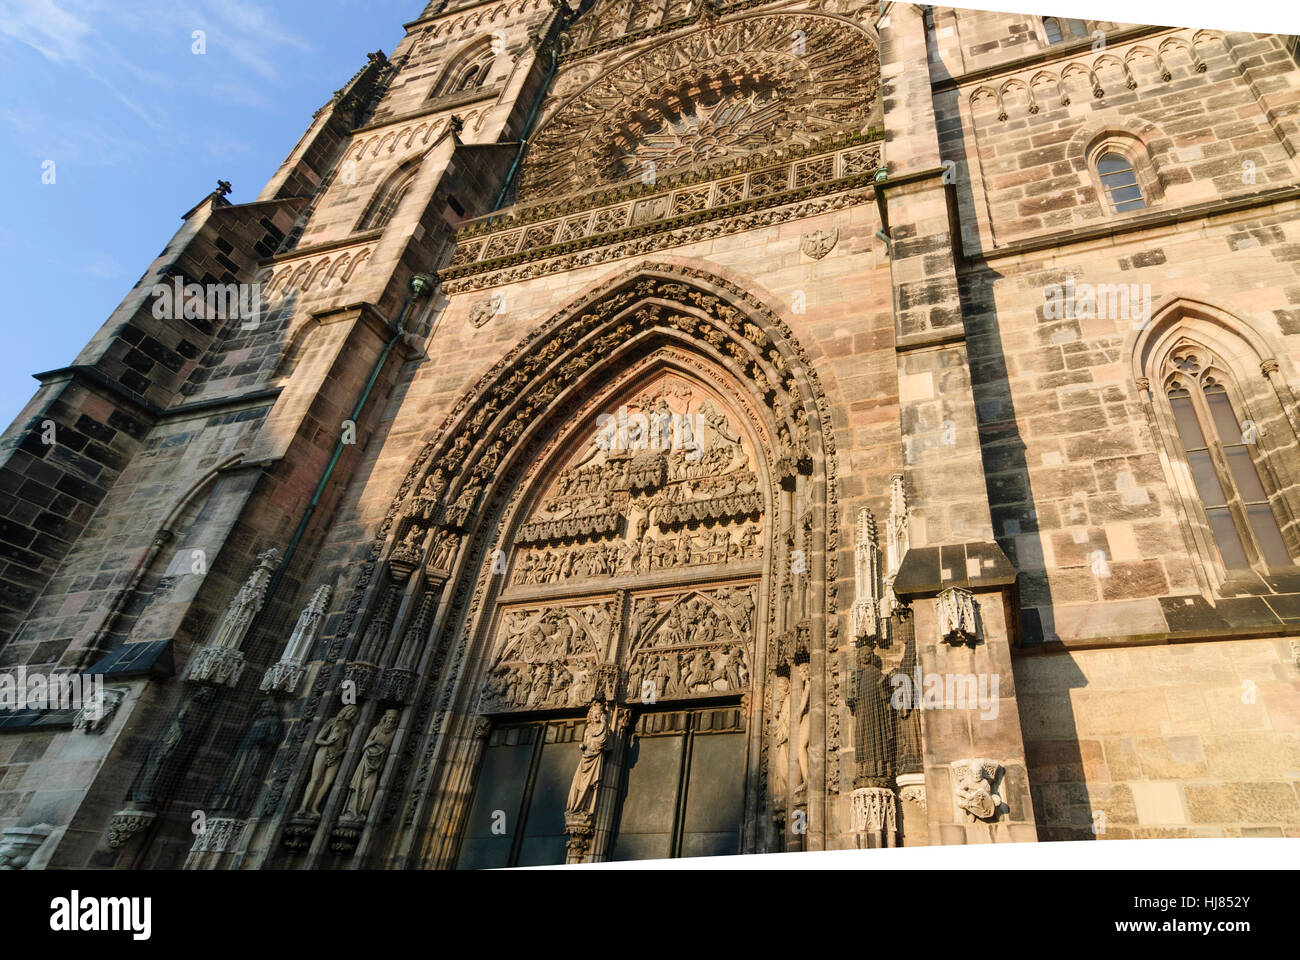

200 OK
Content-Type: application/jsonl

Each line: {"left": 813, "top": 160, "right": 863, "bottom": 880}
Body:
{"left": 508, "top": 375, "right": 766, "bottom": 586}
{"left": 625, "top": 586, "right": 756, "bottom": 703}
{"left": 480, "top": 604, "right": 613, "bottom": 712}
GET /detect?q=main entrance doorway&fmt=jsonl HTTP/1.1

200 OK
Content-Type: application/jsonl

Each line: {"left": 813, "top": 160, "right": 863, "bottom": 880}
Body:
{"left": 456, "top": 704, "right": 746, "bottom": 868}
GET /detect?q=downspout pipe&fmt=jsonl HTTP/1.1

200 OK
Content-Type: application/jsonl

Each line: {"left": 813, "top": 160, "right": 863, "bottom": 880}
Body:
{"left": 873, "top": 169, "right": 901, "bottom": 333}
{"left": 269, "top": 273, "right": 437, "bottom": 600}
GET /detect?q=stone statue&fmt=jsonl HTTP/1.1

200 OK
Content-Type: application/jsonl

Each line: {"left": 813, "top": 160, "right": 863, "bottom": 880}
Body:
{"left": 341, "top": 709, "right": 400, "bottom": 821}
{"left": 770, "top": 675, "right": 790, "bottom": 808}
{"left": 952, "top": 759, "right": 1003, "bottom": 822}
{"left": 795, "top": 662, "right": 811, "bottom": 792}
{"left": 211, "top": 699, "right": 284, "bottom": 814}
{"left": 565, "top": 701, "right": 611, "bottom": 817}
{"left": 422, "top": 469, "right": 448, "bottom": 501}
{"left": 849, "top": 650, "right": 894, "bottom": 787}
{"left": 132, "top": 688, "right": 214, "bottom": 807}
{"left": 891, "top": 628, "right": 923, "bottom": 776}
{"left": 297, "top": 704, "right": 358, "bottom": 817}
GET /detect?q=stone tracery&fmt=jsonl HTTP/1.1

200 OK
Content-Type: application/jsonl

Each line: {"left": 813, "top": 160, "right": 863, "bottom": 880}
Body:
{"left": 519, "top": 13, "right": 882, "bottom": 199}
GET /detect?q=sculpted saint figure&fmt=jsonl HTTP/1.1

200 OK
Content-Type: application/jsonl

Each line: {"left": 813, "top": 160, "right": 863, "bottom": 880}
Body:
{"left": 211, "top": 699, "right": 283, "bottom": 814}
{"left": 565, "top": 701, "right": 612, "bottom": 817}
{"left": 342, "top": 709, "right": 399, "bottom": 821}
{"left": 796, "top": 662, "right": 811, "bottom": 791}
{"left": 133, "top": 688, "right": 214, "bottom": 806}
{"left": 297, "top": 705, "right": 358, "bottom": 817}
{"left": 849, "top": 650, "right": 894, "bottom": 786}
{"left": 770, "top": 675, "right": 790, "bottom": 807}
{"left": 422, "top": 469, "right": 448, "bottom": 501}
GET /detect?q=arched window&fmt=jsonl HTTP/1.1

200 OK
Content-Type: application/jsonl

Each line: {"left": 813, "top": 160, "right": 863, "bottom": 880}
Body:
{"left": 456, "top": 63, "right": 482, "bottom": 92}
{"left": 1163, "top": 347, "right": 1292, "bottom": 571}
{"left": 1043, "top": 17, "right": 1088, "bottom": 45}
{"left": 430, "top": 40, "right": 497, "bottom": 100}
{"left": 1096, "top": 152, "right": 1146, "bottom": 212}
{"left": 357, "top": 164, "right": 419, "bottom": 232}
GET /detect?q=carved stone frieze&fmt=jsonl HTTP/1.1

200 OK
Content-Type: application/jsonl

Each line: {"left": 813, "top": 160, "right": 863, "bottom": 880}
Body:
{"left": 445, "top": 143, "right": 882, "bottom": 291}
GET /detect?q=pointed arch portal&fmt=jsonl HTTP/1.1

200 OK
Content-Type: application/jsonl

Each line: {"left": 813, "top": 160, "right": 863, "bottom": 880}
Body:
{"left": 296, "top": 263, "right": 843, "bottom": 868}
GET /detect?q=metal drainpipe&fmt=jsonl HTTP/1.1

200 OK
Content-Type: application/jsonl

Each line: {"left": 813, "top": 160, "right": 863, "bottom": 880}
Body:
{"left": 268, "top": 273, "right": 436, "bottom": 599}
{"left": 493, "top": 44, "right": 559, "bottom": 211}
{"left": 873, "top": 169, "right": 901, "bottom": 332}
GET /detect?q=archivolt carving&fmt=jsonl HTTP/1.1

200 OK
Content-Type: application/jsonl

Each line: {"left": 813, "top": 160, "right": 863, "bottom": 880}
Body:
{"left": 271, "top": 263, "right": 842, "bottom": 845}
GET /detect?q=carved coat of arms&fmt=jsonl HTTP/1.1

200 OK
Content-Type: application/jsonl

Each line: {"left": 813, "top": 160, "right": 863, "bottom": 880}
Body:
{"left": 800, "top": 228, "right": 839, "bottom": 260}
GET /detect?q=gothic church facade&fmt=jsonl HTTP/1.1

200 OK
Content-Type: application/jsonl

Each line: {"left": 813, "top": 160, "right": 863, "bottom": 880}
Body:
{"left": 1, "top": 1, "right": 1299, "bottom": 869}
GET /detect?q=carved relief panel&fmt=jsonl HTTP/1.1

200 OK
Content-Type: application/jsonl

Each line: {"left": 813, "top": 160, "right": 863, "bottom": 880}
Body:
{"left": 624, "top": 585, "right": 757, "bottom": 704}
{"left": 507, "top": 373, "right": 766, "bottom": 589}
{"left": 479, "top": 602, "right": 616, "bottom": 712}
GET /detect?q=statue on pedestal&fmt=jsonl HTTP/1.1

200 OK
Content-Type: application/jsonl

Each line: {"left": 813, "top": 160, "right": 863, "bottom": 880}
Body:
{"left": 297, "top": 705, "right": 358, "bottom": 818}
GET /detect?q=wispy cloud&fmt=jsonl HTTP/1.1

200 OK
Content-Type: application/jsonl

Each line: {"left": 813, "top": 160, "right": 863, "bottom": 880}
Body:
{"left": 0, "top": 0, "right": 312, "bottom": 112}
{"left": 0, "top": 0, "right": 162, "bottom": 123}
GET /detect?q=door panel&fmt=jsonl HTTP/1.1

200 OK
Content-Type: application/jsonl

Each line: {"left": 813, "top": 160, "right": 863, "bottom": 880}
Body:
{"left": 516, "top": 729, "right": 583, "bottom": 867}
{"left": 456, "top": 727, "right": 536, "bottom": 870}
{"left": 459, "top": 707, "right": 745, "bottom": 867}
{"left": 680, "top": 729, "right": 746, "bottom": 858}
{"left": 609, "top": 732, "right": 685, "bottom": 862}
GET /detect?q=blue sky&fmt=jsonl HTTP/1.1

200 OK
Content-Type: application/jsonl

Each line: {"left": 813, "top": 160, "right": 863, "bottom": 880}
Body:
{"left": 0, "top": 0, "right": 417, "bottom": 426}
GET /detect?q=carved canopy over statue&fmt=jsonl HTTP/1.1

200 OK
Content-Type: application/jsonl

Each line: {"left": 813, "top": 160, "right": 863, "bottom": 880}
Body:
{"left": 520, "top": 13, "right": 882, "bottom": 199}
